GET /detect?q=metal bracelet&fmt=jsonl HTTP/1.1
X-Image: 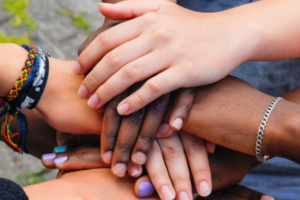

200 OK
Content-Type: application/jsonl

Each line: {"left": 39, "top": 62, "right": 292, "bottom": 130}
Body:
{"left": 256, "top": 97, "right": 284, "bottom": 162}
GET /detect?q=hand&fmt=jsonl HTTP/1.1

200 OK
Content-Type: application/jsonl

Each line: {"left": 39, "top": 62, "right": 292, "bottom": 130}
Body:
{"left": 41, "top": 135, "right": 265, "bottom": 198}
{"left": 77, "top": 18, "right": 201, "bottom": 178}
{"left": 35, "top": 58, "right": 102, "bottom": 135}
{"left": 42, "top": 131, "right": 213, "bottom": 199}
{"left": 75, "top": 0, "right": 251, "bottom": 115}
{"left": 24, "top": 168, "right": 158, "bottom": 200}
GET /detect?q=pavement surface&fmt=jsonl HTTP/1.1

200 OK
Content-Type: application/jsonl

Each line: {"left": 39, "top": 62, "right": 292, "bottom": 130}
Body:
{"left": 0, "top": 0, "right": 104, "bottom": 186}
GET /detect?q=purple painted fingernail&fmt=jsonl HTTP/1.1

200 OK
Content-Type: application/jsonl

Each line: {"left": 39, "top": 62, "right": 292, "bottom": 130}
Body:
{"left": 139, "top": 182, "right": 154, "bottom": 197}
{"left": 54, "top": 156, "right": 68, "bottom": 166}
{"left": 42, "top": 153, "right": 56, "bottom": 162}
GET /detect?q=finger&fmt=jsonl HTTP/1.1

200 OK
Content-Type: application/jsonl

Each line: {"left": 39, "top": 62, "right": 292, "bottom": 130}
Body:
{"left": 111, "top": 107, "right": 145, "bottom": 177}
{"left": 127, "top": 161, "right": 143, "bottom": 178}
{"left": 78, "top": 20, "right": 124, "bottom": 56}
{"left": 169, "top": 88, "right": 195, "bottom": 131}
{"left": 158, "top": 132, "right": 193, "bottom": 200}
{"left": 134, "top": 175, "right": 157, "bottom": 198}
{"left": 111, "top": 87, "right": 146, "bottom": 177}
{"left": 131, "top": 93, "right": 170, "bottom": 165}
{"left": 76, "top": 17, "right": 144, "bottom": 75}
{"left": 99, "top": 1, "right": 165, "bottom": 20}
{"left": 205, "top": 141, "right": 217, "bottom": 154}
{"left": 156, "top": 122, "right": 177, "bottom": 138}
{"left": 80, "top": 37, "right": 155, "bottom": 99}
{"left": 101, "top": 90, "right": 128, "bottom": 164}
{"left": 42, "top": 143, "right": 110, "bottom": 171}
{"left": 86, "top": 50, "right": 171, "bottom": 108}
{"left": 179, "top": 131, "right": 212, "bottom": 197}
{"left": 146, "top": 140, "right": 176, "bottom": 200}
{"left": 118, "top": 66, "right": 185, "bottom": 115}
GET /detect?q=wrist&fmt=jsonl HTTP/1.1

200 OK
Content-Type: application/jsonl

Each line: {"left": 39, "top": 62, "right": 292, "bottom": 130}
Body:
{"left": 0, "top": 43, "right": 28, "bottom": 96}
{"left": 265, "top": 100, "right": 300, "bottom": 162}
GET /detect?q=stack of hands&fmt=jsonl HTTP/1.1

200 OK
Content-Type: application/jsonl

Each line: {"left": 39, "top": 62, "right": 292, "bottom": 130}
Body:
{"left": 3, "top": 0, "right": 300, "bottom": 199}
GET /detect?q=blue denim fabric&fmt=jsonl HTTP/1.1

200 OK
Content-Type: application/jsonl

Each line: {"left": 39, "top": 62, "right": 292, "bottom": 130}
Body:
{"left": 177, "top": 0, "right": 300, "bottom": 199}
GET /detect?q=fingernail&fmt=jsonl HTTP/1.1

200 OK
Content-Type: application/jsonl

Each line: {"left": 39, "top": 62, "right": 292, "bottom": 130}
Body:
{"left": 42, "top": 153, "right": 56, "bottom": 162}
{"left": 132, "top": 152, "right": 147, "bottom": 165}
{"left": 172, "top": 118, "right": 183, "bottom": 130}
{"left": 178, "top": 191, "right": 189, "bottom": 200}
{"left": 160, "top": 185, "right": 175, "bottom": 200}
{"left": 261, "top": 195, "right": 275, "bottom": 200}
{"left": 54, "top": 156, "right": 68, "bottom": 166}
{"left": 78, "top": 85, "right": 88, "bottom": 98}
{"left": 199, "top": 181, "right": 211, "bottom": 197}
{"left": 88, "top": 94, "right": 100, "bottom": 108}
{"left": 157, "top": 123, "right": 170, "bottom": 137}
{"left": 117, "top": 103, "right": 130, "bottom": 115}
{"left": 113, "top": 163, "right": 127, "bottom": 177}
{"left": 73, "top": 62, "right": 81, "bottom": 74}
{"left": 103, "top": 151, "right": 112, "bottom": 164}
{"left": 54, "top": 146, "right": 67, "bottom": 153}
{"left": 128, "top": 163, "right": 139, "bottom": 176}
{"left": 139, "top": 182, "right": 154, "bottom": 197}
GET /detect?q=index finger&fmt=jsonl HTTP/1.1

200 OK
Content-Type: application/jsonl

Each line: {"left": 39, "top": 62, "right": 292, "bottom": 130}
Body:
{"left": 75, "top": 16, "right": 143, "bottom": 76}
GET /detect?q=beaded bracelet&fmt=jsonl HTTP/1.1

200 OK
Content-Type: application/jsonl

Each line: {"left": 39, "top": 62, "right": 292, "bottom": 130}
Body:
{"left": 0, "top": 45, "right": 50, "bottom": 154}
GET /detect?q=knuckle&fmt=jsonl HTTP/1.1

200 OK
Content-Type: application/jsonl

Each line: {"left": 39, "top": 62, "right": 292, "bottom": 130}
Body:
{"left": 85, "top": 73, "right": 99, "bottom": 89}
{"left": 187, "top": 139, "right": 206, "bottom": 155}
{"left": 122, "top": 62, "right": 139, "bottom": 79}
{"left": 100, "top": 84, "right": 111, "bottom": 97}
{"left": 152, "top": 27, "right": 171, "bottom": 42}
{"left": 132, "top": 93, "right": 145, "bottom": 107}
{"left": 193, "top": 168, "right": 209, "bottom": 178}
{"left": 171, "top": 177, "right": 188, "bottom": 187}
{"left": 104, "top": 134, "right": 117, "bottom": 144}
{"left": 128, "top": 107, "right": 145, "bottom": 123}
{"left": 117, "top": 143, "right": 133, "bottom": 154}
{"left": 140, "top": 132, "right": 155, "bottom": 146}
{"left": 143, "top": 12, "right": 158, "bottom": 24}
{"left": 147, "top": 80, "right": 163, "bottom": 94}
{"left": 163, "top": 146, "right": 181, "bottom": 161}
{"left": 178, "top": 101, "right": 192, "bottom": 113}
{"left": 98, "top": 31, "right": 112, "bottom": 47}
{"left": 149, "top": 96, "right": 167, "bottom": 115}
{"left": 105, "top": 51, "right": 121, "bottom": 68}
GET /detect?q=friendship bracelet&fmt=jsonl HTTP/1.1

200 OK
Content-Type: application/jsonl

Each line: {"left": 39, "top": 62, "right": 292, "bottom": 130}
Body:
{"left": 256, "top": 97, "right": 284, "bottom": 162}
{"left": 0, "top": 45, "right": 50, "bottom": 154}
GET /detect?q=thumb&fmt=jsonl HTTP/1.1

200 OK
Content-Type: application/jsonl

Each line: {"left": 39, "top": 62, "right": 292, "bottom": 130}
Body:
{"left": 98, "top": 1, "right": 164, "bottom": 20}
{"left": 134, "top": 175, "right": 158, "bottom": 198}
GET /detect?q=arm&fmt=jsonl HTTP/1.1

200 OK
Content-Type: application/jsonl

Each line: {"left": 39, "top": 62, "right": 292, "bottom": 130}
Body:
{"left": 180, "top": 76, "right": 300, "bottom": 164}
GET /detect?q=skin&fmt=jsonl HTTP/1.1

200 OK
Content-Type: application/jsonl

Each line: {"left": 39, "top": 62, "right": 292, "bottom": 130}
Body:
{"left": 76, "top": 0, "right": 300, "bottom": 116}
{"left": 78, "top": 17, "right": 205, "bottom": 184}
{"left": 0, "top": 43, "right": 211, "bottom": 199}
{"left": 23, "top": 168, "right": 269, "bottom": 200}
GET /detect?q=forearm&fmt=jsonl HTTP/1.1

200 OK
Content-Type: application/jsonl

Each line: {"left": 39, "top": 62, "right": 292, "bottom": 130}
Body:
{"left": 222, "top": 0, "right": 300, "bottom": 61}
{"left": 0, "top": 43, "right": 28, "bottom": 96}
{"left": 181, "top": 76, "right": 300, "bottom": 164}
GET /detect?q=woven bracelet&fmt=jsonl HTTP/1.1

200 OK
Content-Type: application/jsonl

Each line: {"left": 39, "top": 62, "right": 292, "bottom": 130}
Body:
{"left": 0, "top": 45, "right": 50, "bottom": 154}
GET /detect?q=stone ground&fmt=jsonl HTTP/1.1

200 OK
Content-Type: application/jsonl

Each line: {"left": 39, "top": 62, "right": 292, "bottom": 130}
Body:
{"left": 0, "top": 0, "right": 104, "bottom": 186}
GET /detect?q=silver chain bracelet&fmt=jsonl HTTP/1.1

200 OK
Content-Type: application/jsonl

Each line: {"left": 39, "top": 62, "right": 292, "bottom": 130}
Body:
{"left": 256, "top": 97, "right": 284, "bottom": 162}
